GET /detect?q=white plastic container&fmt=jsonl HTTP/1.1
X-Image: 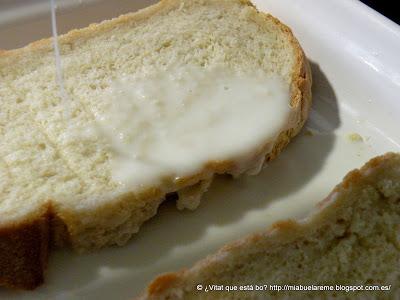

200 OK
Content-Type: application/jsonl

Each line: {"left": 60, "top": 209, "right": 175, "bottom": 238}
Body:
{"left": 0, "top": 1, "right": 399, "bottom": 299}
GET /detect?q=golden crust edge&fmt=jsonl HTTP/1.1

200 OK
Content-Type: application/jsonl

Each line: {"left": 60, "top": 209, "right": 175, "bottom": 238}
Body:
{"left": 0, "top": 204, "right": 50, "bottom": 290}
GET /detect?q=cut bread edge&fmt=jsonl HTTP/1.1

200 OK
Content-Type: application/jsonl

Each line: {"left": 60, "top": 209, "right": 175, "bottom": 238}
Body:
{"left": 0, "top": 205, "right": 50, "bottom": 290}
{"left": 0, "top": 0, "right": 312, "bottom": 290}
{"left": 137, "top": 152, "right": 400, "bottom": 299}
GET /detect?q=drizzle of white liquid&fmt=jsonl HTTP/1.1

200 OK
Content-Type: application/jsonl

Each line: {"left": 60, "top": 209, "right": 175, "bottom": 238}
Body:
{"left": 50, "top": 0, "right": 70, "bottom": 117}
{"left": 93, "top": 65, "right": 292, "bottom": 190}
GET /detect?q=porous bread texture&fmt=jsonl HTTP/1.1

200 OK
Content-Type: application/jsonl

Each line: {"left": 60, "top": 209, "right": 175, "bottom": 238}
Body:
{"left": 0, "top": 0, "right": 311, "bottom": 289}
{"left": 140, "top": 152, "right": 400, "bottom": 300}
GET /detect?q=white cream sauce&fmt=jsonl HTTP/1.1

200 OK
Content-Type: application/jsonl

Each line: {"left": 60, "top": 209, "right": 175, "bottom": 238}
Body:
{"left": 93, "top": 65, "right": 291, "bottom": 189}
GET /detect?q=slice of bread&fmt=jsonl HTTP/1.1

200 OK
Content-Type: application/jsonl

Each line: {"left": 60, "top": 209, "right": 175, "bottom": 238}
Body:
{"left": 0, "top": 0, "right": 311, "bottom": 289}
{"left": 138, "top": 152, "right": 400, "bottom": 299}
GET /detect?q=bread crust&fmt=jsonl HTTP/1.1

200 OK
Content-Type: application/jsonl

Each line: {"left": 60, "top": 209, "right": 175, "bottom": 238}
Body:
{"left": 0, "top": 0, "right": 312, "bottom": 290}
{"left": 139, "top": 152, "right": 400, "bottom": 299}
{"left": 0, "top": 207, "right": 50, "bottom": 289}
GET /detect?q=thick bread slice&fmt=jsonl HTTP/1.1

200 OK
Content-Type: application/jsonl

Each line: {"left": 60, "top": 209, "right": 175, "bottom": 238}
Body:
{"left": 0, "top": 0, "right": 311, "bottom": 289}
{"left": 139, "top": 152, "right": 400, "bottom": 300}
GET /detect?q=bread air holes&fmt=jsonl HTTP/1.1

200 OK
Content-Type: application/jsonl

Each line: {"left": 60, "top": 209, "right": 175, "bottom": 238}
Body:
{"left": 16, "top": 98, "right": 24, "bottom": 104}
{"left": 155, "top": 41, "right": 172, "bottom": 53}
{"left": 297, "top": 263, "right": 303, "bottom": 269}
{"left": 162, "top": 40, "right": 172, "bottom": 48}
{"left": 337, "top": 218, "right": 346, "bottom": 224}
{"left": 89, "top": 82, "right": 109, "bottom": 90}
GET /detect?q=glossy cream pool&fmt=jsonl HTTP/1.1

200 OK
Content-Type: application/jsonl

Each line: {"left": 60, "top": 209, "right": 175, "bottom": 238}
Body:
{"left": 92, "top": 65, "right": 292, "bottom": 188}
